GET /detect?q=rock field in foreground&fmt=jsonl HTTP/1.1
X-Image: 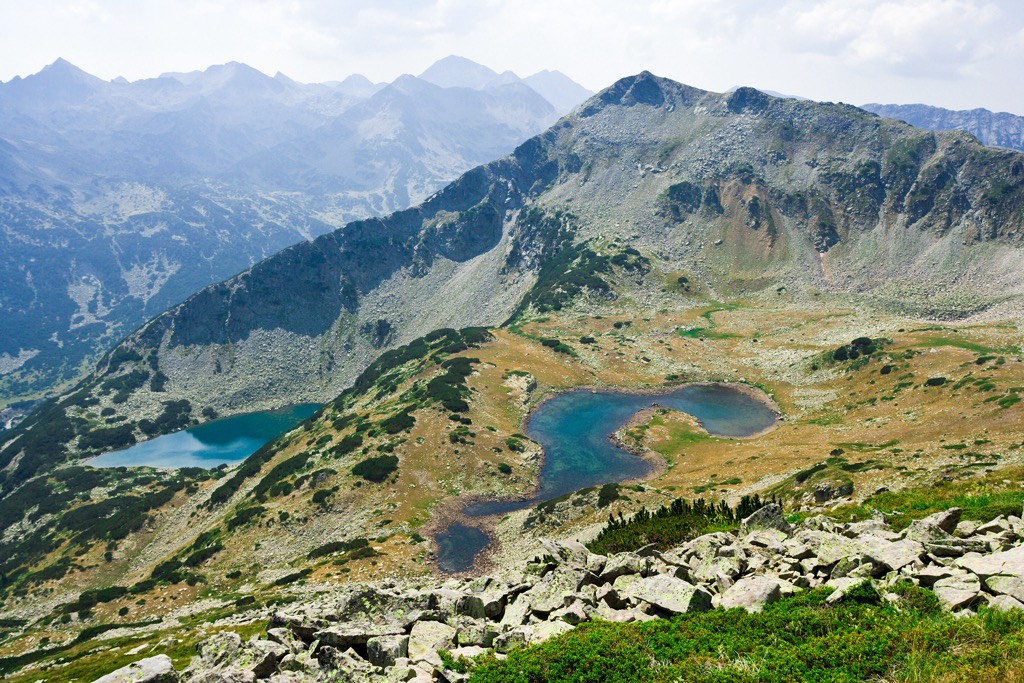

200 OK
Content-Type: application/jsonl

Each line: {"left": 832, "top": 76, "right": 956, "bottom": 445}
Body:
{"left": 97, "top": 503, "right": 1024, "bottom": 682}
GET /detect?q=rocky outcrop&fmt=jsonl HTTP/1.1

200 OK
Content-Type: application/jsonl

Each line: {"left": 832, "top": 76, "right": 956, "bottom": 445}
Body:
{"left": 102, "top": 505, "right": 1023, "bottom": 683}
{"left": 94, "top": 654, "right": 178, "bottom": 683}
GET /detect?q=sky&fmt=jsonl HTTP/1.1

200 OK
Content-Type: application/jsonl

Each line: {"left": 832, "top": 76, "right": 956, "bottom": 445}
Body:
{"left": 2, "top": 0, "right": 1023, "bottom": 114}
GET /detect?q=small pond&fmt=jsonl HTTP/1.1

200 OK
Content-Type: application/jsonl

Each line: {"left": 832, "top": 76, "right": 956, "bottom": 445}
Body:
{"left": 87, "top": 404, "right": 321, "bottom": 469}
{"left": 436, "top": 383, "right": 778, "bottom": 572}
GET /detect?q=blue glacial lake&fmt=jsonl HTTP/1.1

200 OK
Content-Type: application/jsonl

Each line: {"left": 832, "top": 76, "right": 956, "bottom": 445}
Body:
{"left": 437, "top": 383, "right": 778, "bottom": 572}
{"left": 87, "top": 404, "right": 321, "bottom": 469}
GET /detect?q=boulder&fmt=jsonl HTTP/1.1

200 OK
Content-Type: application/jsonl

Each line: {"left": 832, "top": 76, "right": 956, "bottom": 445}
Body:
{"left": 858, "top": 538, "right": 925, "bottom": 573}
{"left": 719, "top": 576, "right": 782, "bottom": 613}
{"left": 93, "top": 655, "right": 177, "bottom": 683}
{"left": 246, "top": 639, "right": 288, "bottom": 679}
{"left": 623, "top": 574, "right": 712, "bottom": 614}
{"left": 366, "top": 635, "right": 409, "bottom": 667}
{"left": 493, "top": 628, "right": 530, "bottom": 654}
{"left": 739, "top": 504, "right": 792, "bottom": 535}
{"left": 408, "top": 621, "right": 456, "bottom": 666}
{"left": 933, "top": 573, "right": 981, "bottom": 612}
{"left": 956, "top": 545, "right": 1024, "bottom": 581}
{"left": 599, "top": 553, "right": 649, "bottom": 583}
{"left": 525, "top": 569, "right": 584, "bottom": 615}
{"left": 984, "top": 575, "right": 1024, "bottom": 603}
{"left": 987, "top": 594, "right": 1024, "bottom": 613}
{"left": 316, "top": 622, "right": 405, "bottom": 647}
{"left": 530, "top": 620, "right": 574, "bottom": 644}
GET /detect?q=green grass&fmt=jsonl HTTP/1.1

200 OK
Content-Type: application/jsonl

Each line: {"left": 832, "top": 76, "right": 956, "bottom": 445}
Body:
{"left": 911, "top": 336, "right": 999, "bottom": 354}
{"left": 468, "top": 586, "right": 1024, "bottom": 682}
{"left": 809, "top": 465, "right": 1024, "bottom": 531}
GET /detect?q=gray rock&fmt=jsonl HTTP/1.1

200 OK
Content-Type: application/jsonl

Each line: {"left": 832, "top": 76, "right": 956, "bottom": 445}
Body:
{"left": 599, "top": 553, "right": 649, "bottom": 583}
{"left": 623, "top": 574, "right": 712, "bottom": 614}
{"left": 526, "top": 569, "right": 584, "bottom": 615}
{"left": 739, "top": 504, "right": 792, "bottom": 535}
{"left": 592, "top": 603, "right": 657, "bottom": 623}
{"left": 719, "top": 576, "right": 782, "bottom": 613}
{"left": 984, "top": 575, "right": 1024, "bottom": 603}
{"left": 455, "top": 621, "right": 496, "bottom": 648}
{"left": 408, "top": 621, "right": 456, "bottom": 666}
{"left": 493, "top": 628, "right": 530, "bottom": 654}
{"left": 246, "top": 639, "right": 288, "bottom": 679}
{"left": 933, "top": 573, "right": 981, "bottom": 611}
{"left": 795, "top": 530, "right": 857, "bottom": 566}
{"left": 859, "top": 537, "right": 925, "bottom": 572}
{"left": 499, "top": 593, "right": 531, "bottom": 627}
{"left": 916, "top": 565, "right": 957, "bottom": 587}
{"left": 987, "top": 594, "right": 1024, "bottom": 612}
{"left": 366, "top": 634, "right": 409, "bottom": 667}
{"left": 196, "top": 632, "right": 243, "bottom": 667}
{"left": 956, "top": 545, "right": 1024, "bottom": 581}
{"left": 316, "top": 621, "right": 405, "bottom": 647}
{"left": 540, "top": 539, "right": 592, "bottom": 569}
{"left": 93, "top": 655, "right": 178, "bottom": 683}
{"left": 530, "top": 620, "right": 574, "bottom": 643}
{"left": 691, "top": 555, "right": 744, "bottom": 583}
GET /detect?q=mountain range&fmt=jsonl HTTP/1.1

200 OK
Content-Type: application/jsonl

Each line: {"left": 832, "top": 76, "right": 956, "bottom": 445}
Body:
{"left": 2, "top": 71, "right": 1024, "bottom": 681}
{"left": 862, "top": 102, "right": 1024, "bottom": 152}
{"left": 4, "top": 71, "right": 1023, "bottom": 484}
{"left": 0, "top": 56, "right": 591, "bottom": 421}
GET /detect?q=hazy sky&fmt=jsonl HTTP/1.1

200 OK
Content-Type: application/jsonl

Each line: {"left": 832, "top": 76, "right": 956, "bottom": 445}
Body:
{"left": 2, "top": 0, "right": 1023, "bottom": 113}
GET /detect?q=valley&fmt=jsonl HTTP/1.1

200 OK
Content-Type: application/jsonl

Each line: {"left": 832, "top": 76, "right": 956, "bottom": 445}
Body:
{"left": 1, "top": 72, "right": 1024, "bottom": 680}
{"left": 3, "top": 285, "right": 1024, "bottom": 680}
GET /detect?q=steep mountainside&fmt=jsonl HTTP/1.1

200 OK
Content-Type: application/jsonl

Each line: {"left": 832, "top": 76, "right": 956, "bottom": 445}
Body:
{"left": 4, "top": 72, "right": 1024, "bottom": 480}
{"left": 863, "top": 102, "right": 1024, "bottom": 152}
{"left": 0, "top": 58, "right": 588, "bottom": 413}
{"left": 3, "top": 74, "right": 1024, "bottom": 680}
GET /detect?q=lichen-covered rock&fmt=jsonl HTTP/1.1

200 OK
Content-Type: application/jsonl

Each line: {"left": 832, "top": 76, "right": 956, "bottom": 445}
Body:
{"left": 93, "top": 655, "right": 178, "bottom": 683}
{"left": 407, "top": 621, "right": 456, "bottom": 665}
{"left": 719, "top": 576, "right": 782, "bottom": 613}
{"left": 933, "top": 573, "right": 981, "bottom": 611}
{"left": 366, "top": 635, "right": 409, "bottom": 667}
{"left": 623, "top": 574, "right": 712, "bottom": 614}
{"left": 740, "top": 504, "right": 792, "bottom": 535}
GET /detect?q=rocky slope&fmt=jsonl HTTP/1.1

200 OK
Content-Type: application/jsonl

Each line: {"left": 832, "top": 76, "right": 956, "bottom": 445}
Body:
{"left": 863, "top": 102, "right": 1024, "bottom": 152}
{"left": 8, "top": 72, "right": 1024, "bottom": 471}
{"left": 92, "top": 503, "right": 1024, "bottom": 682}
{"left": 0, "top": 57, "right": 589, "bottom": 413}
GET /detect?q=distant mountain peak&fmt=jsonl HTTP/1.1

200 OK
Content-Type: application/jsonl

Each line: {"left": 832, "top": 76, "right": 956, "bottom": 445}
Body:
{"left": 418, "top": 55, "right": 506, "bottom": 90}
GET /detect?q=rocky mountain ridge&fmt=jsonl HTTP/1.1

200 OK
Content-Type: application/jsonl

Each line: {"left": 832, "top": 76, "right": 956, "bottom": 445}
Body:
{"left": 9, "top": 72, "right": 1024, "bottom": 473}
{"left": 0, "top": 57, "right": 591, "bottom": 414}
{"left": 863, "top": 102, "right": 1024, "bottom": 152}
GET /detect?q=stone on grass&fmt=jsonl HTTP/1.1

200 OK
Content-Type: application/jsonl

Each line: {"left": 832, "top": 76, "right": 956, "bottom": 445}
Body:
{"left": 719, "top": 575, "right": 782, "bottom": 613}
{"left": 987, "top": 594, "right": 1024, "bottom": 613}
{"left": 933, "top": 573, "right": 981, "bottom": 612}
{"left": 92, "top": 655, "right": 177, "bottom": 683}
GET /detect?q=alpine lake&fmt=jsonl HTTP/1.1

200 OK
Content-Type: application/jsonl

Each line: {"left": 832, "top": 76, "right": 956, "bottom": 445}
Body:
{"left": 436, "top": 383, "right": 780, "bottom": 572}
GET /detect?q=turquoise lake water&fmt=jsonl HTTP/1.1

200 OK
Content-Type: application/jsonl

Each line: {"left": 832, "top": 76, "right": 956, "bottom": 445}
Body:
{"left": 436, "top": 383, "right": 778, "bottom": 572}
{"left": 87, "top": 404, "right": 321, "bottom": 469}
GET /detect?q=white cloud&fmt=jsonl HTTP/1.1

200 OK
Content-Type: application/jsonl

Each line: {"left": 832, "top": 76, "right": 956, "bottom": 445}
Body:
{"left": 1, "top": 0, "right": 1023, "bottom": 112}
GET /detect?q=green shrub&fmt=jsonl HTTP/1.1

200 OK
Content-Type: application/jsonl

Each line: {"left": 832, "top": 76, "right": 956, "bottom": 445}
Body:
{"left": 352, "top": 455, "right": 399, "bottom": 483}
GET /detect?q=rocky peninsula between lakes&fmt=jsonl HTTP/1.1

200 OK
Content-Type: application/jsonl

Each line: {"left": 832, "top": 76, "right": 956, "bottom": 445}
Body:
{"left": 95, "top": 503, "right": 1024, "bottom": 683}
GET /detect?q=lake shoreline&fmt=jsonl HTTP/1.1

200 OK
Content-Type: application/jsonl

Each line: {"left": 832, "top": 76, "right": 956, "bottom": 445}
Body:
{"left": 431, "top": 381, "right": 782, "bottom": 574}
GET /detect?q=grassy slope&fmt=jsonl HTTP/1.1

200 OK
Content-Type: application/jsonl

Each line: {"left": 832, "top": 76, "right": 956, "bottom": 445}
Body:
{"left": 4, "top": 244, "right": 1024, "bottom": 679}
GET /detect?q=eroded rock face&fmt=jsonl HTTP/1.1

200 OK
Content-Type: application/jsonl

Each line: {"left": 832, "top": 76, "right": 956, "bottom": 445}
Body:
{"left": 128, "top": 504, "right": 1023, "bottom": 683}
